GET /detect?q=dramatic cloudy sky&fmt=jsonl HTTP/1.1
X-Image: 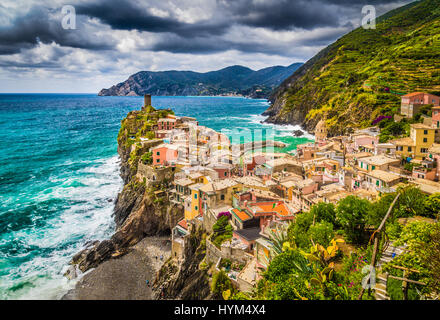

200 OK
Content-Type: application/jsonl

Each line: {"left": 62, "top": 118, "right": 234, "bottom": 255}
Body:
{"left": 0, "top": 0, "right": 413, "bottom": 93}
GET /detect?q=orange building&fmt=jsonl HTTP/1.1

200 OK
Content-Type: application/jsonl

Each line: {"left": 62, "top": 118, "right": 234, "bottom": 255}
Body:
{"left": 152, "top": 144, "right": 178, "bottom": 166}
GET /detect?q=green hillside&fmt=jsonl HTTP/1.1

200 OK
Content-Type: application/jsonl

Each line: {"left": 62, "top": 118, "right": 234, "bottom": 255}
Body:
{"left": 266, "top": 0, "right": 440, "bottom": 135}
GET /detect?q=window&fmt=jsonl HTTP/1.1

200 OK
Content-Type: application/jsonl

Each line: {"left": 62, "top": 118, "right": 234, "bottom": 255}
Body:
{"left": 423, "top": 138, "right": 428, "bottom": 143}
{"left": 195, "top": 206, "right": 198, "bottom": 211}
{"left": 220, "top": 194, "right": 225, "bottom": 201}
{"left": 408, "top": 147, "right": 412, "bottom": 152}
{"left": 421, "top": 148, "right": 428, "bottom": 153}
{"left": 194, "top": 193, "right": 197, "bottom": 199}
{"left": 372, "top": 165, "right": 376, "bottom": 170}
{"left": 224, "top": 172, "right": 228, "bottom": 177}
{"left": 424, "top": 130, "right": 428, "bottom": 135}
{"left": 156, "top": 159, "right": 160, "bottom": 163}
{"left": 156, "top": 152, "right": 160, "bottom": 155}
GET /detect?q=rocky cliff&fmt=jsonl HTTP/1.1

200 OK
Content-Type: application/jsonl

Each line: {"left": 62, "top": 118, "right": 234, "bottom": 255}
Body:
{"left": 265, "top": 0, "right": 440, "bottom": 135}
{"left": 68, "top": 107, "right": 184, "bottom": 275}
{"left": 153, "top": 226, "right": 211, "bottom": 300}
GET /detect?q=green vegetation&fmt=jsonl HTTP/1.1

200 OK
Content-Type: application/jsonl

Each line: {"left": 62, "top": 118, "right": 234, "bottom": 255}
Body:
{"left": 244, "top": 185, "right": 440, "bottom": 300}
{"left": 211, "top": 216, "right": 233, "bottom": 248}
{"left": 272, "top": 0, "right": 440, "bottom": 134}
{"left": 141, "top": 151, "right": 153, "bottom": 165}
{"left": 100, "top": 63, "right": 303, "bottom": 98}
{"left": 211, "top": 270, "right": 235, "bottom": 299}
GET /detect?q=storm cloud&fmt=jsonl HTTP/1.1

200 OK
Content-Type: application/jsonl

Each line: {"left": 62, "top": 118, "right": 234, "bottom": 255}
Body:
{"left": 0, "top": 0, "right": 414, "bottom": 92}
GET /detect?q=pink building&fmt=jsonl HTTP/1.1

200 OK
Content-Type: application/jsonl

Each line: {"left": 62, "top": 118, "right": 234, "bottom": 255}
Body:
{"left": 157, "top": 118, "right": 176, "bottom": 130}
{"left": 432, "top": 107, "right": 440, "bottom": 129}
{"left": 401, "top": 92, "right": 440, "bottom": 118}
{"left": 354, "top": 135, "right": 379, "bottom": 152}
{"left": 152, "top": 144, "right": 178, "bottom": 166}
{"left": 428, "top": 144, "right": 440, "bottom": 181}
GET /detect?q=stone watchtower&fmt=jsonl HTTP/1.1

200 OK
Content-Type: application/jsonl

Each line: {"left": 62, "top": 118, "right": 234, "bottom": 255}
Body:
{"left": 142, "top": 94, "right": 152, "bottom": 110}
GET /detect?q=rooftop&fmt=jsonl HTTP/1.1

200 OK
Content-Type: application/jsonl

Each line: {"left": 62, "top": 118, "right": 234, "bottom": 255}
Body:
{"left": 361, "top": 155, "right": 399, "bottom": 166}
{"left": 174, "top": 178, "right": 194, "bottom": 187}
{"left": 392, "top": 137, "right": 415, "bottom": 146}
{"left": 367, "top": 169, "right": 400, "bottom": 183}
{"left": 253, "top": 201, "right": 293, "bottom": 217}
{"left": 199, "top": 179, "right": 239, "bottom": 193}
{"left": 411, "top": 123, "right": 435, "bottom": 130}
{"left": 231, "top": 208, "right": 253, "bottom": 222}
{"left": 429, "top": 143, "right": 440, "bottom": 154}
{"left": 234, "top": 227, "right": 262, "bottom": 242}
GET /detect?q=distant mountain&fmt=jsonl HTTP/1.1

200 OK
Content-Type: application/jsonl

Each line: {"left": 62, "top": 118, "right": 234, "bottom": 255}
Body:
{"left": 98, "top": 63, "right": 303, "bottom": 98}
{"left": 265, "top": 0, "right": 440, "bottom": 134}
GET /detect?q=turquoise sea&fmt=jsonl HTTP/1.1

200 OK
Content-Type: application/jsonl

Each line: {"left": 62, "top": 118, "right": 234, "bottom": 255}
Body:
{"left": 0, "top": 94, "right": 313, "bottom": 299}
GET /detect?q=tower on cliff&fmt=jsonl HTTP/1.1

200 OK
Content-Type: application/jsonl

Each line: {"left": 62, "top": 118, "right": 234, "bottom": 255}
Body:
{"left": 142, "top": 94, "right": 152, "bottom": 111}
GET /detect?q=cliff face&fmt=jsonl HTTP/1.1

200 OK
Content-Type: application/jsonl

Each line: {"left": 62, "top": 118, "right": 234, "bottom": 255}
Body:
{"left": 98, "top": 64, "right": 302, "bottom": 98}
{"left": 153, "top": 227, "right": 211, "bottom": 300}
{"left": 68, "top": 108, "right": 184, "bottom": 274}
{"left": 265, "top": 0, "right": 440, "bottom": 135}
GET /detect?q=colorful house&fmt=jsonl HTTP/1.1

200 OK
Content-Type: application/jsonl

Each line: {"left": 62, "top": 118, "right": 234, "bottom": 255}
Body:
{"left": 357, "top": 155, "right": 400, "bottom": 172}
{"left": 409, "top": 123, "right": 436, "bottom": 159}
{"left": 428, "top": 144, "right": 440, "bottom": 181}
{"left": 401, "top": 92, "right": 440, "bottom": 118}
{"left": 152, "top": 144, "right": 179, "bottom": 166}
{"left": 364, "top": 169, "right": 401, "bottom": 193}
{"left": 184, "top": 183, "right": 204, "bottom": 220}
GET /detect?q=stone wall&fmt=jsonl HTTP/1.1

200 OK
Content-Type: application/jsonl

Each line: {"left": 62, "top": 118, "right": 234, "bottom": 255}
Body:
{"left": 205, "top": 238, "right": 253, "bottom": 266}
{"left": 136, "top": 162, "right": 175, "bottom": 186}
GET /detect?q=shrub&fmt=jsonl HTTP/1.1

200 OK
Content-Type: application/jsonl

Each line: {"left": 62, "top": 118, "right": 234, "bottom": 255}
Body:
{"left": 336, "top": 196, "right": 372, "bottom": 244}
{"left": 308, "top": 221, "right": 334, "bottom": 247}
{"left": 423, "top": 193, "right": 440, "bottom": 219}
{"left": 217, "top": 211, "right": 231, "bottom": 219}
{"left": 212, "top": 216, "right": 233, "bottom": 247}
{"left": 211, "top": 270, "right": 234, "bottom": 298}
{"left": 141, "top": 151, "right": 153, "bottom": 164}
{"left": 310, "top": 202, "right": 337, "bottom": 225}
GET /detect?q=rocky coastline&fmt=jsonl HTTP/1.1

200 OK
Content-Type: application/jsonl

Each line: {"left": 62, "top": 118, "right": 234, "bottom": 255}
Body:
{"left": 63, "top": 108, "right": 188, "bottom": 300}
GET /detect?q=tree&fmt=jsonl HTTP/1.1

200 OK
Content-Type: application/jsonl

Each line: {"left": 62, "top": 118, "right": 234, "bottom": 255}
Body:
{"left": 421, "top": 223, "right": 440, "bottom": 294}
{"left": 310, "top": 202, "right": 337, "bottom": 225}
{"left": 308, "top": 221, "right": 334, "bottom": 248}
{"left": 396, "top": 186, "right": 427, "bottom": 218}
{"left": 423, "top": 193, "right": 440, "bottom": 219}
{"left": 336, "top": 196, "right": 371, "bottom": 244}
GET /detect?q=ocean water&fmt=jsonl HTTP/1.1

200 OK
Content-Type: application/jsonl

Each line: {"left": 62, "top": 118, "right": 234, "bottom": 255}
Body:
{"left": 0, "top": 94, "right": 313, "bottom": 300}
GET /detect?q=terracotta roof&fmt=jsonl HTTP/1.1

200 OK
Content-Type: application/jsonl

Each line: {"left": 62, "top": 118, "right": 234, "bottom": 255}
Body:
{"left": 177, "top": 219, "right": 188, "bottom": 230}
{"left": 231, "top": 208, "right": 252, "bottom": 222}
{"left": 402, "top": 92, "right": 425, "bottom": 97}
{"left": 254, "top": 202, "right": 292, "bottom": 217}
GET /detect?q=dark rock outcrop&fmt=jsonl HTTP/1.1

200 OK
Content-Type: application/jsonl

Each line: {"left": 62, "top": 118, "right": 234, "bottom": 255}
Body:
{"left": 153, "top": 227, "right": 211, "bottom": 300}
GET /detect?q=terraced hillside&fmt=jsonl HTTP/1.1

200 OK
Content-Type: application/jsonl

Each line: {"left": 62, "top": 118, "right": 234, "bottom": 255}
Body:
{"left": 265, "top": 0, "right": 440, "bottom": 135}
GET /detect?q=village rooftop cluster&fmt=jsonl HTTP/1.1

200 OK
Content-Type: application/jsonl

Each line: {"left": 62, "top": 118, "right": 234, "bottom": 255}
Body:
{"left": 133, "top": 93, "right": 440, "bottom": 293}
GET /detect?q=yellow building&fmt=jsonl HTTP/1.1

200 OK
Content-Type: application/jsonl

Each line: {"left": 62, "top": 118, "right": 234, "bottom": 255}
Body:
{"left": 410, "top": 124, "right": 436, "bottom": 158}
{"left": 184, "top": 183, "right": 204, "bottom": 220}
{"left": 393, "top": 124, "right": 436, "bottom": 159}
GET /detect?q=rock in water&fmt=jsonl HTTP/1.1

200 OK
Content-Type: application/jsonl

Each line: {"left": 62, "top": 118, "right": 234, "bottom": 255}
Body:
{"left": 293, "top": 130, "right": 304, "bottom": 137}
{"left": 64, "top": 265, "right": 78, "bottom": 280}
